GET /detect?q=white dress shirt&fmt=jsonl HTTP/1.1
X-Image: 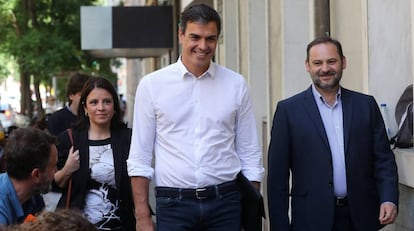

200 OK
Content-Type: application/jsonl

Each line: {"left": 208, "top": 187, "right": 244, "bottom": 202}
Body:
{"left": 312, "top": 85, "right": 347, "bottom": 197}
{"left": 127, "top": 58, "right": 264, "bottom": 188}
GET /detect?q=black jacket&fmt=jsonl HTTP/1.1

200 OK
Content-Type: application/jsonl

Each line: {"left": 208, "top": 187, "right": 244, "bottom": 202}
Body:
{"left": 55, "top": 128, "right": 135, "bottom": 230}
{"left": 47, "top": 106, "right": 77, "bottom": 136}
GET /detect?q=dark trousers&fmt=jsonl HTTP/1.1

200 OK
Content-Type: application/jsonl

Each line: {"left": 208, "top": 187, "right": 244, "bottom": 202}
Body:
{"left": 332, "top": 203, "right": 356, "bottom": 231}
{"left": 155, "top": 185, "right": 241, "bottom": 231}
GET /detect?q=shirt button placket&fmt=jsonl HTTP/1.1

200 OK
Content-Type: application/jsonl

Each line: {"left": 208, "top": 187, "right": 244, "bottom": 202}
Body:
{"left": 194, "top": 78, "right": 202, "bottom": 183}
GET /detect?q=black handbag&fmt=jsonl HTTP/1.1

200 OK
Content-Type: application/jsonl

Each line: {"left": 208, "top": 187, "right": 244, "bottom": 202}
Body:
{"left": 237, "top": 172, "right": 266, "bottom": 231}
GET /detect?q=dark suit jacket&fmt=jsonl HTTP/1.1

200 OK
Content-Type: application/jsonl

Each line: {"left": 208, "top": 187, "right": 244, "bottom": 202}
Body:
{"left": 55, "top": 128, "right": 135, "bottom": 230}
{"left": 267, "top": 86, "right": 399, "bottom": 231}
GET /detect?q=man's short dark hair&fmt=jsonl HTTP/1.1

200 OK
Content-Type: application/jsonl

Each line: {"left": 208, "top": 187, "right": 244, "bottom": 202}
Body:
{"left": 306, "top": 36, "right": 345, "bottom": 62}
{"left": 66, "top": 73, "right": 90, "bottom": 103}
{"left": 179, "top": 3, "right": 221, "bottom": 35}
{"left": 5, "top": 127, "right": 57, "bottom": 180}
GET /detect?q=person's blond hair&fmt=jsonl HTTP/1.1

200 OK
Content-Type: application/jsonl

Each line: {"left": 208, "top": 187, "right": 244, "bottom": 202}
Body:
{"left": 4, "top": 209, "right": 97, "bottom": 231}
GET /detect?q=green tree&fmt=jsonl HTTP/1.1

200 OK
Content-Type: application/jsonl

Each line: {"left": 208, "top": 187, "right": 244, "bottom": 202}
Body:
{"left": 0, "top": 0, "right": 117, "bottom": 122}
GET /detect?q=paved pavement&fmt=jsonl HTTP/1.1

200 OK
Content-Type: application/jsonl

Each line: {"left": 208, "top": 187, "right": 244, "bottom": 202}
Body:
{"left": 42, "top": 192, "right": 61, "bottom": 211}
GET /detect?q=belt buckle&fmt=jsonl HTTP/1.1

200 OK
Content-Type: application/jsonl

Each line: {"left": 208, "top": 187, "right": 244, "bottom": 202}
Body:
{"left": 336, "top": 197, "right": 347, "bottom": 206}
{"left": 195, "top": 188, "right": 207, "bottom": 199}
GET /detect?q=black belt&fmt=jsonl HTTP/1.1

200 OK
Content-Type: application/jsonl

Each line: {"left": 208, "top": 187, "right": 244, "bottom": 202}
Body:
{"left": 155, "top": 181, "right": 239, "bottom": 200}
{"left": 335, "top": 197, "right": 348, "bottom": 206}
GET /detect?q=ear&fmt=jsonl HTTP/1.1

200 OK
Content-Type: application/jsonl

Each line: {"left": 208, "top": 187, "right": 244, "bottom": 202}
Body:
{"left": 83, "top": 102, "right": 88, "bottom": 112}
{"left": 342, "top": 56, "right": 347, "bottom": 69}
{"left": 31, "top": 168, "right": 41, "bottom": 184}
{"left": 178, "top": 28, "right": 184, "bottom": 44}
{"left": 305, "top": 60, "right": 310, "bottom": 72}
{"left": 68, "top": 93, "right": 77, "bottom": 102}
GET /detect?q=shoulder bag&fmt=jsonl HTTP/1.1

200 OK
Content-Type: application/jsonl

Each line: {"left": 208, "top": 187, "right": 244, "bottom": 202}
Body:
{"left": 65, "top": 128, "right": 74, "bottom": 209}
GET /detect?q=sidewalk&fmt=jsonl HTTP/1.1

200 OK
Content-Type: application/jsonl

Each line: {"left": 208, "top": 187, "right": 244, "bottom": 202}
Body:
{"left": 42, "top": 192, "right": 61, "bottom": 211}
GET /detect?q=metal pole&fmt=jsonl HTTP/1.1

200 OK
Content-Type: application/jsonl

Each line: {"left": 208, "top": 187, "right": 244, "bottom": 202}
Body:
{"left": 314, "top": 0, "right": 330, "bottom": 37}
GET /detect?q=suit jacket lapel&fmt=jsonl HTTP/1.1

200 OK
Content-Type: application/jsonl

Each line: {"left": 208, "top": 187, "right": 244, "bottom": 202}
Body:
{"left": 341, "top": 88, "right": 352, "bottom": 154}
{"left": 302, "top": 87, "right": 330, "bottom": 149}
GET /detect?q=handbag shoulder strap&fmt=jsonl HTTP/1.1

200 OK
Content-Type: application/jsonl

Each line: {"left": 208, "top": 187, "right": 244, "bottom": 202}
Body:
{"left": 65, "top": 128, "right": 74, "bottom": 209}
{"left": 66, "top": 128, "right": 74, "bottom": 146}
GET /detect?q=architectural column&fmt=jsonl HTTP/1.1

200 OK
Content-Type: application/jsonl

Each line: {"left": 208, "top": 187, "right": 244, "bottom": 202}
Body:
{"left": 123, "top": 0, "right": 147, "bottom": 126}
{"left": 313, "top": 0, "right": 330, "bottom": 37}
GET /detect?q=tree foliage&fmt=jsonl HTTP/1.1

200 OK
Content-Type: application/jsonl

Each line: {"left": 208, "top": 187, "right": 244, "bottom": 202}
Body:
{"left": 0, "top": 0, "right": 117, "bottom": 122}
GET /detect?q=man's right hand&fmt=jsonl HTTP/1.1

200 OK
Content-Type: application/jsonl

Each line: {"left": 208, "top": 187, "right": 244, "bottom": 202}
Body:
{"left": 131, "top": 176, "right": 153, "bottom": 231}
{"left": 135, "top": 216, "right": 154, "bottom": 231}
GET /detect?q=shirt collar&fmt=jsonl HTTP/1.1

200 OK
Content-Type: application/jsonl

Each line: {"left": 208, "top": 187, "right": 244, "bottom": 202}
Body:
{"left": 177, "top": 56, "right": 216, "bottom": 79}
{"left": 311, "top": 84, "right": 342, "bottom": 107}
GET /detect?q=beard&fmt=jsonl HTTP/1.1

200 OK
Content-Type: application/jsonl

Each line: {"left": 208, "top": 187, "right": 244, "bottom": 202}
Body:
{"left": 34, "top": 176, "right": 53, "bottom": 194}
{"left": 311, "top": 70, "right": 342, "bottom": 91}
{"left": 38, "top": 183, "right": 52, "bottom": 194}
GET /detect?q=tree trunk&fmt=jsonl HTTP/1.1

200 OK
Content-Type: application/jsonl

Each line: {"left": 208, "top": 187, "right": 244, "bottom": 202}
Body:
{"left": 20, "top": 71, "right": 31, "bottom": 119}
{"left": 33, "top": 78, "right": 44, "bottom": 120}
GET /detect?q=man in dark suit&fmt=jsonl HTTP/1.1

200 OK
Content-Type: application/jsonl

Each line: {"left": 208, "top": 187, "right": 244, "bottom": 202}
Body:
{"left": 267, "top": 36, "right": 399, "bottom": 231}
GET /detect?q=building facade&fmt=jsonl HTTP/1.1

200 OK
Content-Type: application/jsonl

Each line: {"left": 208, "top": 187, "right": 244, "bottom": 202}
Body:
{"left": 120, "top": 0, "right": 414, "bottom": 230}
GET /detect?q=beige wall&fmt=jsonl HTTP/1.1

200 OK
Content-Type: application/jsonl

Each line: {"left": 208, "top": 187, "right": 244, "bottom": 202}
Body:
{"left": 214, "top": 1, "right": 414, "bottom": 230}
{"left": 330, "top": 1, "right": 368, "bottom": 93}
{"left": 268, "top": 0, "right": 283, "bottom": 118}
{"left": 121, "top": 1, "right": 414, "bottom": 230}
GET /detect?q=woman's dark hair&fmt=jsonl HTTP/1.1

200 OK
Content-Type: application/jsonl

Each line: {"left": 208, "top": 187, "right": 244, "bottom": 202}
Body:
{"left": 5, "top": 127, "right": 57, "bottom": 180}
{"left": 179, "top": 3, "right": 221, "bottom": 35}
{"left": 75, "top": 77, "right": 126, "bottom": 130}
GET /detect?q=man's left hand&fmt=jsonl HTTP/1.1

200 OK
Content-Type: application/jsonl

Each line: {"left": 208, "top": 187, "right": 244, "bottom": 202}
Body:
{"left": 379, "top": 202, "right": 398, "bottom": 225}
{"left": 251, "top": 181, "right": 260, "bottom": 192}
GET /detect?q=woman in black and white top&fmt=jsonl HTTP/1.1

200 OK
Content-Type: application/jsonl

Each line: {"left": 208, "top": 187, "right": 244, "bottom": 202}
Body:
{"left": 54, "top": 77, "right": 135, "bottom": 231}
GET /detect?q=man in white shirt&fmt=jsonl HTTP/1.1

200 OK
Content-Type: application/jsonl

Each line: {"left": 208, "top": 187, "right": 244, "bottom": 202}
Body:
{"left": 127, "top": 3, "right": 264, "bottom": 231}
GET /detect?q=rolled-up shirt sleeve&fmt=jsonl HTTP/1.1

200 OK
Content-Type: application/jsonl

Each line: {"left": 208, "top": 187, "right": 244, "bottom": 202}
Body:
{"left": 127, "top": 77, "right": 155, "bottom": 180}
{"left": 236, "top": 80, "right": 265, "bottom": 182}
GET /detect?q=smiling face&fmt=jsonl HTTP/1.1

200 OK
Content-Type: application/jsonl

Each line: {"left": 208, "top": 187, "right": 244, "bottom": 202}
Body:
{"left": 179, "top": 21, "right": 218, "bottom": 77}
{"left": 84, "top": 88, "right": 115, "bottom": 128}
{"left": 305, "top": 42, "right": 346, "bottom": 93}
